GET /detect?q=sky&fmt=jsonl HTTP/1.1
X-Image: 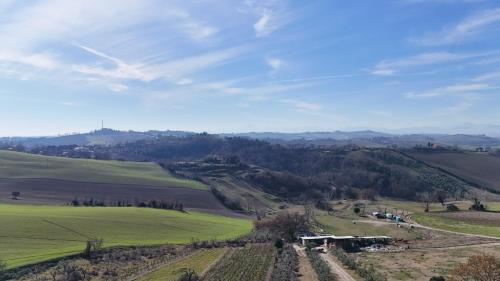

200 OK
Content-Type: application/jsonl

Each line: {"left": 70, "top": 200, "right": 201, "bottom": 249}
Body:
{"left": 1, "top": 0, "right": 500, "bottom": 136}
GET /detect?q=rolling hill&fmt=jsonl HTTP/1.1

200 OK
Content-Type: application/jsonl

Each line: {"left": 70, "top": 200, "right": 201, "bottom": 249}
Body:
{"left": 4, "top": 128, "right": 500, "bottom": 149}
{"left": 0, "top": 128, "right": 193, "bottom": 147}
{"left": 0, "top": 150, "right": 204, "bottom": 189}
{"left": 406, "top": 150, "right": 500, "bottom": 194}
{"left": 0, "top": 150, "right": 227, "bottom": 209}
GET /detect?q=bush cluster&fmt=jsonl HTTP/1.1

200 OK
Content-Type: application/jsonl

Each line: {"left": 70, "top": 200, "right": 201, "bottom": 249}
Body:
{"left": 270, "top": 244, "right": 299, "bottom": 281}
{"left": 210, "top": 186, "right": 244, "bottom": 211}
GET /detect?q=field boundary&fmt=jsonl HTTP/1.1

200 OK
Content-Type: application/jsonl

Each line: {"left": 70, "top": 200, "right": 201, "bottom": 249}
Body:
{"left": 0, "top": 177, "right": 200, "bottom": 189}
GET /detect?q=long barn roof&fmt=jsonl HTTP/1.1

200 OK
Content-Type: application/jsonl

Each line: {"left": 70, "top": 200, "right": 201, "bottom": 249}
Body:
{"left": 300, "top": 235, "right": 390, "bottom": 240}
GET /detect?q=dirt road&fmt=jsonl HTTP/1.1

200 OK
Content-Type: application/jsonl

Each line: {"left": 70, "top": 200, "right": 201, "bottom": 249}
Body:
{"left": 319, "top": 251, "right": 356, "bottom": 281}
{"left": 354, "top": 219, "right": 500, "bottom": 240}
{"left": 293, "top": 244, "right": 318, "bottom": 281}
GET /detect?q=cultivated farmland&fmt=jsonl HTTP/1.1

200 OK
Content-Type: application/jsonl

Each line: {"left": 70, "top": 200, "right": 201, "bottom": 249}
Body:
{"left": 138, "top": 248, "right": 227, "bottom": 281}
{"left": 407, "top": 150, "right": 500, "bottom": 193}
{"left": 203, "top": 244, "right": 276, "bottom": 281}
{"left": 0, "top": 204, "right": 252, "bottom": 268}
{"left": 0, "top": 150, "right": 205, "bottom": 189}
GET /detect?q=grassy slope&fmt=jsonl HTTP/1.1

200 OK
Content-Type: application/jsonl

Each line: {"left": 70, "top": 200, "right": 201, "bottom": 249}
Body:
{"left": 0, "top": 204, "right": 252, "bottom": 268}
{"left": 138, "top": 248, "right": 227, "bottom": 281}
{"left": 0, "top": 150, "right": 205, "bottom": 189}
{"left": 210, "top": 175, "right": 282, "bottom": 211}
{"left": 371, "top": 199, "right": 500, "bottom": 237}
{"left": 408, "top": 151, "right": 500, "bottom": 192}
{"left": 315, "top": 215, "right": 420, "bottom": 240}
{"left": 413, "top": 213, "right": 500, "bottom": 238}
{"left": 315, "top": 200, "right": 500, "bottom": 239}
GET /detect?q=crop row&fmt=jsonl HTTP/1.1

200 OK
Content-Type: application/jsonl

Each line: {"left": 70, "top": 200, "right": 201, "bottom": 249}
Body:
{"left": 203, "top": 244, "right": 276, "bottom": 281}
{"left": 270, "top": 244, "right": 299, "bottom": 281}
{"left": 306, "top": 249, "right": 337, "bottom": 281}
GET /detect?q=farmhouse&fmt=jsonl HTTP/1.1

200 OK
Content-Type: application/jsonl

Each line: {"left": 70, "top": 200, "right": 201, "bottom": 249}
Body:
{"left": 300, "top": 234, "right": 391, "bottom": 249}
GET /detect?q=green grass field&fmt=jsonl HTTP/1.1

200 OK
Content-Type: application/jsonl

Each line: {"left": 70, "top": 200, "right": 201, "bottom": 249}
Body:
{"left": 0, "top": 150, "right": 205, "bottom": 189}
{"left": 315, "top": 214, "right": 420, "bottom": 240}
{"left": 138, "top": 248, "right": 227, "bottom": 281}
{"left": 413, "top": 213, "right": 500, "bottom": 238}
{"left": 0, "top": 204, "right": 252, "bottom": 268}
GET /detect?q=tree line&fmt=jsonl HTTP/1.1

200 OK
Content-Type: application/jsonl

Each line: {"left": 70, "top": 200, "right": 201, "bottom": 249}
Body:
{"left": 69, "top": 197, "right": 185, "bottom": 211}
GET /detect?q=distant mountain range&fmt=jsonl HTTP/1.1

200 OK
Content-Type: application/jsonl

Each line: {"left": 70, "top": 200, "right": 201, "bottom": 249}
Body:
{"left": 2, "top": 128, "right": 500, "bottom": 149}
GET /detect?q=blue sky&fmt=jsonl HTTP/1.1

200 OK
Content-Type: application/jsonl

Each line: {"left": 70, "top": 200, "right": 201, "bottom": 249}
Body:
{"left": 1, "top": 0, "right": 500, "bottom": 136}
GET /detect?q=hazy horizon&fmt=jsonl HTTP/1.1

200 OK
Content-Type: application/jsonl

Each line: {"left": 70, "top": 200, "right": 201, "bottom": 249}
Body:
{"left": 2, "top": 123, "right": 500, "bottom": 138}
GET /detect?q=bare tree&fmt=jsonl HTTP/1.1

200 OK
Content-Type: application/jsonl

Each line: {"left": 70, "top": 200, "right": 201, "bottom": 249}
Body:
{"left": 449, "top": 255, "right": 500, "bottom": 281}
{"left": 420, "top": 191, "right": 433, "bottom": 212}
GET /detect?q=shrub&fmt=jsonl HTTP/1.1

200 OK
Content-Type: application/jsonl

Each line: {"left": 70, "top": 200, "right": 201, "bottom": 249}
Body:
{"left": 429, "top": 276, "right": 445, "bottom": 281}
{"left": 470, "top": 198, "right": 486, "bottom": 211}
{"left": 0, "top": 259, "right": 6, "bottom": 279}
{"left": 270, "top": 244, "right": 299, "bottom": 281}
{"left": 177, "top": 269, "right": 201, "bottom": 281}
{"left": 449, "top": 254, "right": 499, "bottom": 281}
{"left": 446, "top": 204, "right": 459, "bottom": 211}
{"left": 274, "top": 238, "right": 284, "bottom": 249}
{"left": 83, "top": 239, "right": 103, "bottom": 257}
{"left": 306, "top": 249, "right": 337, "bottom": 281}
{"left": 11, "top": 191, "right": 20, "bottom": 200}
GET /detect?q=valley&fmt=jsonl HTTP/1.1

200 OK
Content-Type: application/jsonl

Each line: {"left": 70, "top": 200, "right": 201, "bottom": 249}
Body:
{"left": 1, "top": 133, "right": 500, "bottom": 281}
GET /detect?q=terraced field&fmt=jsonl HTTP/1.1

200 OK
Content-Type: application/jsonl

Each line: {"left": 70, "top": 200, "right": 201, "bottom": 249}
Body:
{"left": 0, "top": 204, "right": 252, "bottom": 268}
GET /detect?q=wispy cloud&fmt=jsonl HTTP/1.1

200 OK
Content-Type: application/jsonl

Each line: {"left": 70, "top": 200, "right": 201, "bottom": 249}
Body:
{"left": 247, "top": 0, "right": 290, "bottom": 37}
{"left": 438, "top": 100, "right": 474, "bottom": 115}
{"left": 108, "top": 83, "right": 128, "bottom": 92}
{"left": 402, "top": 0, "right": 487, "bottom": 4}
{"left": 412, "top": 8, "right": 500, "bottom": 45}
{"left": 406, "top": 83, "right": 490, "bottom": 98}
{"left": 0, "top": 0, "right": 223, "bottom": 86}
{"left": 169, "top": 9, "right": 218, "bottom": 41}
{"left": 266, "top": 57, "right": 283, "bottom": 71}
{"left": 281, "top": 99, "right": 322, "bottom": 111}
{"left": 473, "top": 70, "right": 500, "bottom": 81}
{"left": 74, "top": 44, "right": 157, "bottom": 82}
{"left": 176, "top": 78, "right": 194, "bottom": 85}
{"left": 370, "top": 51, "right": 491, "bottom": 76}
{"left": 369, "top": 110, "right": 392, "bottom": 117}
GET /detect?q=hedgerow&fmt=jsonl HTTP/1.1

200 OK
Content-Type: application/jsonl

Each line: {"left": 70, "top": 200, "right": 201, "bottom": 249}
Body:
{"left": 270, "top": 244, "right": 299, "bottom": 281}
{"left": 331, "top": 248, "right": 386, "bottom": 281}
{"left": 305, "top": 249, "right": 337, "bottom": 281}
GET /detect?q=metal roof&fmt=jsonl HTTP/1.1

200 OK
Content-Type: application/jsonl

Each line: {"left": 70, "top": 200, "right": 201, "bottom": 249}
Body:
{"left": 300, "top": 235, "right": 390, "bottom": 240}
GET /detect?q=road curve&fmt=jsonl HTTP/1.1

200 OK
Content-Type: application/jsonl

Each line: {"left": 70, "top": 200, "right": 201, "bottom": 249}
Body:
{"left": 354, "top": 219, "right": 500, "bottom": 241}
